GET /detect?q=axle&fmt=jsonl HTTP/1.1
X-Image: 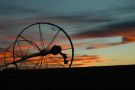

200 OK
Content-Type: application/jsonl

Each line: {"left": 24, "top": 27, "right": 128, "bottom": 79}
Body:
{"left": 3, "top": 45, "right": 68, "bottom": 68}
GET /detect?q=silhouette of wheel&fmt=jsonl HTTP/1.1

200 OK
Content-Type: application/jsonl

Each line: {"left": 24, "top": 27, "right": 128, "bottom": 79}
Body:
{"left": 3, "top": 22, "right": 74, "bottom": 70}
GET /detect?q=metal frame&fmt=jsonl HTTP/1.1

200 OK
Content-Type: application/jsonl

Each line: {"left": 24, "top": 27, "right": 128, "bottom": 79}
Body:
{"left": 2, "top": 22, "right": 74, "bottom": 70}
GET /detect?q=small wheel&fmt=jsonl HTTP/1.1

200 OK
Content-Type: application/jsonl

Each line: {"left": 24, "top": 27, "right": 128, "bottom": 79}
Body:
{"left": 4, "top": 22, "right": 74, "bottom": 70}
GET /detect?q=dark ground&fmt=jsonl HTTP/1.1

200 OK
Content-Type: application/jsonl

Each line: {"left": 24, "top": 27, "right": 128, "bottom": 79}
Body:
{"left": 0, "top": 65, "right": 135, "bottom": 89}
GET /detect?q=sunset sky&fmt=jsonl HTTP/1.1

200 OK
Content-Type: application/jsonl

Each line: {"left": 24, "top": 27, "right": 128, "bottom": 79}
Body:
{"left": 0, "top": 0, "right": 135, "bottom": 67}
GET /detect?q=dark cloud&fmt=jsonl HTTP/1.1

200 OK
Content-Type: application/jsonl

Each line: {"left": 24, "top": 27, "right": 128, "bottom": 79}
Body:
{"left": 50, "top": 13, "right": 111, "bottom": 23}
{"left": 108, "top": 20, "right": 135, "bottom": 29}
{"left": 0, "top": 11, "right": 111, "bottom": 34}
{"left": 72, "top": 20, "right": 135, "bottom": 39}
{"left": 71, "top": 20, "right": 135, "bottom": 49}
{"left": 86, "top": 42, "right": 124, "bottom": 50}
{"left": 0, "top": 1, "right": 39, "bottom": 15}
{"left": 86, "top": 36, "right": 135, "bottom": 50}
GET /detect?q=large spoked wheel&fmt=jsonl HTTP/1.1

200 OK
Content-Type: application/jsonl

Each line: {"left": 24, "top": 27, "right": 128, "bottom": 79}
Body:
{"left": 3, "top": 22, "right": 74, "bottom": 70}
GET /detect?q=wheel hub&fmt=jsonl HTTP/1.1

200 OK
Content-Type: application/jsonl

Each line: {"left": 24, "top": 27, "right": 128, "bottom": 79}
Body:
{"left": 50, "top": 45, "right": 62, "bottom": 55}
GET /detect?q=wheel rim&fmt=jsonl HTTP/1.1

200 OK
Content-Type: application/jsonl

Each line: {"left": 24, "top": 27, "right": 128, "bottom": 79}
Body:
{"left": 3, "top": 22, "right": 74, "bottom": 70}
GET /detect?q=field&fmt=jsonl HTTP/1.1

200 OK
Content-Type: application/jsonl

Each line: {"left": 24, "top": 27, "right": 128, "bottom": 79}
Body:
{"left": 0, "top": 65, "right": 135, "bottom": 89}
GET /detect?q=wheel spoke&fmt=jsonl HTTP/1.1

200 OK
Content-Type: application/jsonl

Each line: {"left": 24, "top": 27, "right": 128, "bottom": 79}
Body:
{"left": 19, "top": 35, "right": 41, "bottom": 51}
{"left": 17, "top": 41, "right": 24, "bottom": 57}
{"left": 44, "top": 56, "right": 48, "bottom": 68}
{"left": 24, "top": 60, "right": 39, "bottom": 66}
{"left": 18, "top": 62, "right": 23, "bottom": 69}
{"left": 38, "top": 24, "right": 45, "bottom": 50}
{"left": 41, "top": 56, "right": 48, "bottom": 69}
{"left": 7, "top": 50, "right": 20, "bottom": 58}
{"left": 38, "top": 56, "right": 44, "bottom": 69}
{"left": 25, "top": 45, "right": 31, "bottom": 56}
{"left": 18, "top": 59, "right": 39, "bottom": 69}
{"left": 46, "top": 30, "right": 60, "bottom": 49}
{"left": 62, "top": 48, "right": 72, "bottom": 50}
{"left": 47, "top": 55, "right": 65, "bottom": 68}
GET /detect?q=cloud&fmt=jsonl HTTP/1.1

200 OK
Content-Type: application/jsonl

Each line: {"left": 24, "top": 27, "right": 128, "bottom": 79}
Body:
{"left": 86, "top": 36, "right": 135, "bottom": 49}
{"left": 0, "top": 1, "right": 39, "bottom": 15}
{"left": 86, "top": 42, "right": 124, "bottom": 49}
{"left": 122, "top": 36, "right": 135, "bottom": 42}
{"left": 0, "top": 6, "right": 112, "bottom": 32}
{"left": 72, "top": 55, "right": 110, "bottom": 67}
{"left": 71, "top": 20, "right": 135, "bottom": 49}
{"left": 72, "top": 26, "right": 135, "bottom": 39}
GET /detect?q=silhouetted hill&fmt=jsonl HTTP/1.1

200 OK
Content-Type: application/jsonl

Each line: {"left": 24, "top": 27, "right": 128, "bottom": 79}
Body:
{"left": 0, "top": 65, "right": 135, "bottom": 89}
